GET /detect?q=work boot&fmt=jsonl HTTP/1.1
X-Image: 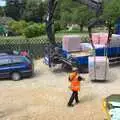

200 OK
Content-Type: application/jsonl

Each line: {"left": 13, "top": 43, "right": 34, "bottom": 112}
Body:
{"left": 76, "top": 101, "right": 80, "bottom": 104}
{"left": 67, "top": 104, "right": 74, "bottom": 107}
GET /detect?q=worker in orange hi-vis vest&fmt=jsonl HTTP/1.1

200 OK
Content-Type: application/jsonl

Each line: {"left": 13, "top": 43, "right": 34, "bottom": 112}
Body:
{"left": 68, "top": 67, "right": 85, "bottom": 107}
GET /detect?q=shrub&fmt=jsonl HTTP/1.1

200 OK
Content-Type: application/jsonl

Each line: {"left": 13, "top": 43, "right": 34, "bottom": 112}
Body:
{"left": 24, "top": 23, "right": 46, "bottom": 38}
{"left": 54, "top": 21, "right": 61, "bottom": 32}
{"left": 8, "top": 20, "right": 28, "bottom": 35}
{"left": 39, "top": 23, "right": 46, "bottom": 35}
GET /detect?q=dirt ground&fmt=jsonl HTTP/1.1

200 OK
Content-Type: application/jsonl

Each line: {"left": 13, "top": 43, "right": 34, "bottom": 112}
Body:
{"left": 0, "top": 59, "right": 120, "bottom": 120}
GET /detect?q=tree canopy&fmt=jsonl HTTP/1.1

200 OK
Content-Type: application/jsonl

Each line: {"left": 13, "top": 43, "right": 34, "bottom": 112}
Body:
{"left": 22, "top": 0, "right": 46, "bottom": 22}
{"left": 0, "top": 0, "right": 119, "bottom": 30}
{"left": 60, "top": 0, "right": 95, "bottom": 31}
{"left": 103, "top": 0, "right": 120, "bottom": 25}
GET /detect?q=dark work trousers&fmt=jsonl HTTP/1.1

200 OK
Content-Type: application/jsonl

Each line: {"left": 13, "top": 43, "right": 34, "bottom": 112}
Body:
{"left": 68, "top": 91, "right": 79, "bottom": 105}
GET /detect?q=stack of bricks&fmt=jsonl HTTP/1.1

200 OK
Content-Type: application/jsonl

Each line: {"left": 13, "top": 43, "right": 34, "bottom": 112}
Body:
{"left": 62, "top": 35, "right": 81, "bottom": 52}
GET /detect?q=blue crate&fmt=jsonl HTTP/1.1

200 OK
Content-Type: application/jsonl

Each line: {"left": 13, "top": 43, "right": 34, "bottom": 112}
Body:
{"left": 95, "top": 47, "right": 120, "bottom": 57}
{"left": 72, "top": 56, "right": 88, "bottom": 65}
{"left": 109, "top": 47, "right": 118, "bottom": 56}
{"left": 95, "top": 48, "right": 105, "bottom": 56}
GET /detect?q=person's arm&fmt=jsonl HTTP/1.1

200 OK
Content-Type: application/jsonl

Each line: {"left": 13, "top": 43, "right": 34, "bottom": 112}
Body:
{"left": 68, "top": 76, "right": 71, "bottom": 82}
{"left": 78, "top": 76, "right": 85, "bottom": 81}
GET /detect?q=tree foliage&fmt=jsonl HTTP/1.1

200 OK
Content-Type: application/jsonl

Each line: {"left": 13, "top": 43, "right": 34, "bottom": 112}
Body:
{"left": 22, "top": 0, "right": 46, "bottom": 22}
{"left": 0, "top": 7, "right": 5, "bottom": 17}
{"left": 0, "top": 17, "right": 13, "bottom": 26}
{"left": 5, "top": 0, "right": 25, "bottom": 20}
{"left": 24, "top": 23, "right": 46, "bottom": 38}
{"left": 3, "top": 0, "right": 120, "bottom": 36}
{"left": 8, "top": 20, "right": 28, "bottom": 35}
{"left": 103, "top": 0, "right": 120, "bottom": 25}
{"left": 60, "top": 0, "right": 95, "bottom": 31}
{"left": 5, "top": 0, "right": 46, "bottom": 22}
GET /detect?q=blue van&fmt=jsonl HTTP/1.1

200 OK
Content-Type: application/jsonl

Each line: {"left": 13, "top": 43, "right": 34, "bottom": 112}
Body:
{"left": 0, "top": 55, "right": 34, "bottom": 80}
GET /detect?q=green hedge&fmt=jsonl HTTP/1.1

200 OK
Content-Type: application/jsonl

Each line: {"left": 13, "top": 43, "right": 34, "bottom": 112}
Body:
{"left": 0, "top": 36, "right": 62, "bottom": 58}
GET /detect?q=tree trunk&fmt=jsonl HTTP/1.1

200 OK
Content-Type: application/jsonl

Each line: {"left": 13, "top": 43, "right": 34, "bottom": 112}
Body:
{"left": 80, "top": 24, "right": 83, "bottom": 32}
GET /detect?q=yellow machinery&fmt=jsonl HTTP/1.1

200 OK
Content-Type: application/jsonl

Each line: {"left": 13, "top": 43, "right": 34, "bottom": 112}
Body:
{"left": 102, "top": 94, "right": 120, "bottom": 120}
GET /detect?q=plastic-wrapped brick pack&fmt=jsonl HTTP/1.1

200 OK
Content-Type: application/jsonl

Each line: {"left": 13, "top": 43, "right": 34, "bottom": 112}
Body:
{"left": 92, "top": 33, "right": 108, "bottom": 45}
{"left": 62, "top": 35, "right": 81, "bottom": 52}
{"left": 88, "top": 56, "right": 109, "bottom": 81}
{"left": 110, "top": 34, "right": 120, "bottom": 47}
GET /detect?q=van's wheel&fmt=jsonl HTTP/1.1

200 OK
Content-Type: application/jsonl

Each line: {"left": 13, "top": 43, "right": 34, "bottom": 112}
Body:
{"left": 11, "top": 72, "right": 21, "bottom": 81}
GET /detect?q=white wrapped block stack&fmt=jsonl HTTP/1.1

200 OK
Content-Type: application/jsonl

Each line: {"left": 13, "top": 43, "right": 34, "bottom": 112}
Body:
{"left": 94, "top": 44, "right": 106, "bottom": 49}
{"left": 62, "top": 35, "right": 81, "bottom": 52}
{"left": 80, "top": 43, "right": 93, "bottom": 51}
{"left": 110, "top": 34, "right": 120, "bottom": 47}
{"left": 89, "top": 56, "right": 109, "bottom": 81}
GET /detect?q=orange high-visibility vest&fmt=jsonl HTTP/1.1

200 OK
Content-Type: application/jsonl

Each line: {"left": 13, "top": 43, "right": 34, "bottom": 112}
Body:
{"left": 69, "top": 72, "right": 80, "bottom": 91}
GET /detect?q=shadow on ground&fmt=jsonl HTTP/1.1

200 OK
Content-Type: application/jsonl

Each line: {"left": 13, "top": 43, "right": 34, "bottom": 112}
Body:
{"left": 80, "top": 94, "right": 97, "bottom": 103}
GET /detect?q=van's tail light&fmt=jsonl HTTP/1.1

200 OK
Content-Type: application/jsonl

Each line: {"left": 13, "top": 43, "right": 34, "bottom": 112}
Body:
{"left": 24, "top": 62, "right": 32, "bottom": 69}
{"left": 28, "top": 64, "right": 32, "bottom": 69}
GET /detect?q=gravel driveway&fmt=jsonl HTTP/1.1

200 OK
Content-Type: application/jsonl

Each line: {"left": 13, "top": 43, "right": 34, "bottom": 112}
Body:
{"left": 0, "top": 59, "right": 120, "bottom": 120}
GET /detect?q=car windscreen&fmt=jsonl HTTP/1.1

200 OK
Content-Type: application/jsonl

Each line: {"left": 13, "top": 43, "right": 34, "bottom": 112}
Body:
{"left": 22, "top": 57, "right": 31, "bottom": 64}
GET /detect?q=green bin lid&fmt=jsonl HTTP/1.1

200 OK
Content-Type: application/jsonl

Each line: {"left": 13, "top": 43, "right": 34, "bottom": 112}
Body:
{"left": 106, "top": 94, "right": 120, "bottom": 102}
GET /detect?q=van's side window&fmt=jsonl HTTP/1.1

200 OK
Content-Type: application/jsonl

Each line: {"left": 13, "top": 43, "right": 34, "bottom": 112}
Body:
{"left": 0, "top": 59, "right": 9, "bottom": 65}
{"left": 12, "top": 57, "right": 23, "bottom": 64}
